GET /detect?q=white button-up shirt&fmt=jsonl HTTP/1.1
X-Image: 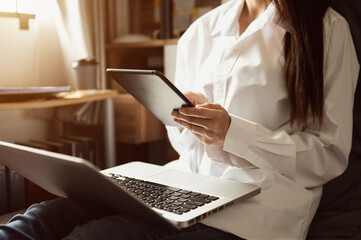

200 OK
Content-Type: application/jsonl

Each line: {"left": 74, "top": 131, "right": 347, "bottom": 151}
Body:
{"left": 166, "top": 0, "right": 359, "bottom": 239}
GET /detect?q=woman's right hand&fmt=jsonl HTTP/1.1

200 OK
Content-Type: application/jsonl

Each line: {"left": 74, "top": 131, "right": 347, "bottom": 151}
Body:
{"left": 183, "top": 91, "right": 208, "bottom": 106}
{"left": 172, "top": 92, "right": 231, "bottom": 147}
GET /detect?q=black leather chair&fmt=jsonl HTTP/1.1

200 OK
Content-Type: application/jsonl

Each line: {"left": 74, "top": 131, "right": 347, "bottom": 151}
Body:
{"left": 307, "top": 0, "right": 361, "bottom": 239}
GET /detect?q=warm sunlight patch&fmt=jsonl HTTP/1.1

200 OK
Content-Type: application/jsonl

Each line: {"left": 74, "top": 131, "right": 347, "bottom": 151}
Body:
{"left": 0, "top": 0, "right": 38, "bottom": 14}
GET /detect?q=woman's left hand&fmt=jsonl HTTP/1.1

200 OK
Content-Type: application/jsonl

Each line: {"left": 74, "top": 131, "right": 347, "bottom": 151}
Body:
{"left": 171, "top": 103, "right": 231, "bottom": 147}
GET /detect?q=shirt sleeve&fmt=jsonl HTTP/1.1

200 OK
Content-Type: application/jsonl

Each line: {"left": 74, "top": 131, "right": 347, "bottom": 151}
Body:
{"left": 223, "top": 16, "right": 359, "bottom": 188}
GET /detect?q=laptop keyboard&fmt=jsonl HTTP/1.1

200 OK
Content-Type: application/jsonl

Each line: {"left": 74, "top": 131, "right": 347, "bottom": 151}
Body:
{"left": 109, "top": 173, "right": 219, "bottom": 215}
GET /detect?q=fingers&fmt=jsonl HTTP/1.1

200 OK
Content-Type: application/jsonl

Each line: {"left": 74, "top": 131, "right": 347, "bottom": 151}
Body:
{"left": 196, "top": 103, "right": 223, "bottom": 109}
{"left": 173, "top": 118, "right": 216, "bottom": 146}
{"left": 171, "top": 103, "right": 231, "bottom": 147}
{"left": 176, "top": 105, "right": 219, "bottom": 119}
{"left": 173, "top": 118, "right": 214, "bottom": 138}
{"left": 172, "top": 112, "right": 212, "bottom": 129}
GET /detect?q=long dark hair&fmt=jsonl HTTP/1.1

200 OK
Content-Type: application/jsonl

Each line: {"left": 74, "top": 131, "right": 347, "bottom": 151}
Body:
{"left": 272, "top": 0, "right": 331, "bottom": 127}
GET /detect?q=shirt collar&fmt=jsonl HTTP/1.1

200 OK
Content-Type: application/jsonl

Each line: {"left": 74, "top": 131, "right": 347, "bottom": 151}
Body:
{"left": 214, "top": 0, "right": 290, "bottom": 37}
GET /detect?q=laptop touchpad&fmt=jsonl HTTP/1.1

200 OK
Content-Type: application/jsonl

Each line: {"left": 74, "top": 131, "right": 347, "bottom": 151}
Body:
{"left": 146, "top": 170, "right": 208, "bottom": 189}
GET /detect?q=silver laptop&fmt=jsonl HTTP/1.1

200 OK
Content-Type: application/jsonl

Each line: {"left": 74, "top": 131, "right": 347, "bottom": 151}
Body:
{"left": 0, "top": 141, "right": 260, "bottom": 230}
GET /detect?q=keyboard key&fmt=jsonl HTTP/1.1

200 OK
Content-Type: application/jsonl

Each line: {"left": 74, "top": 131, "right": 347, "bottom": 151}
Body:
{"left": 164, "top": 207, "right": 174, "bottom": 213}
{"left": 172, "top": 192, "right": 183, "bottom": 197}
{"left": 173, "top": 201, "right": 184, "bottom": 206}
{"left": 168, "top": 196, "right": 179, "bottom": 201}
{"left": 189, "top": 192, "right": 200, "bottom": 197}
{"left": 164, "top": 199, "right": 174, "bottom": 204}
{"left": 180, "top": 194, "right": 191, "bottom": 198}
{"left": 183, "top": 204, "right": 197, "bottom": 210}
{"left": 179, "top": 190, "right": 192, "bottom": 194}
{"left": 169, "top": 206, "right": 180, "bottom": 211}
{"left": 188, "top": 200, "right": 204, "bottom": 206}
{"left": 177, "top": 207, "right": 190, "bottom": 213}
{"left": 189, "top": 197, "right": 211, "bottom": 204}
{"left": 198, "top": 194, "right": 210, "bottom": 198}
{"left": 142, "top": 180, "right": 181, "bottom": 192}
{"left": 206, "top": 196, "right": 219, "bottom": 201}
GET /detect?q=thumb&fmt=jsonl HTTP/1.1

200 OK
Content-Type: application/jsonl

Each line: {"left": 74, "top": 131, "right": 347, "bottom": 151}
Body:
{"left": 196, "top": 103, "right": 222, "bottom": 109}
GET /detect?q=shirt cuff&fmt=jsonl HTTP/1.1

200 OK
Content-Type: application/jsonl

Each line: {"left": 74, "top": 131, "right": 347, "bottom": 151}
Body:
{"left": 166, "top": 126, "right": 198, "bottom": 154}
{"left": 179, "top": 128, "right": 198, "bottom": 149}
{"left": 223, "top": 114, "right": 257, "bottom": 158}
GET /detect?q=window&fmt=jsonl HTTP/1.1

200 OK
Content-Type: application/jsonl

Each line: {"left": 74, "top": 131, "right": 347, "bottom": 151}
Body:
{"left": 0, "top": 0, "right": 38, "bottom": 29}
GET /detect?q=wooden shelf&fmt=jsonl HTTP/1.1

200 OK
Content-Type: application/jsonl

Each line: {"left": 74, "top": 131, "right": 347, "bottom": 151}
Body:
{"left": 0, "top": 90, "right": 118, "bottom": 111}
{"left": 106, "top": 38, "right": 178, "bottom": 50}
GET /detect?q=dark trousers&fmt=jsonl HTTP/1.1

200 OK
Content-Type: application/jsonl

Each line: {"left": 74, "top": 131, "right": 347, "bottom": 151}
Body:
{"left": 0, "top": 198, "right": 242, "bottom": 240}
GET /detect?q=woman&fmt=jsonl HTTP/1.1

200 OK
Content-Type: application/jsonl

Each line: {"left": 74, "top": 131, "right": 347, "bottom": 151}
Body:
{"left": 0, "top": 0, "right": 358, "bottom": 239}
{"left": 168, "top": 0, "right": 358, "bottom": 238}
